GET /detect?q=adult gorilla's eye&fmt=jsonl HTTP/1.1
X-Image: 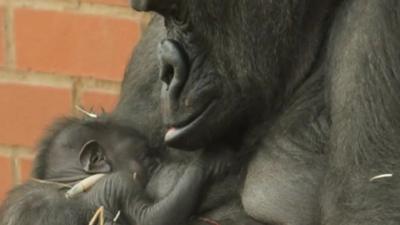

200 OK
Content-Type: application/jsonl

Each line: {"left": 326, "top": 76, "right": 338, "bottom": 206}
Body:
{"left": 131, "top": 0, "right": 183, "bottom": 19}
{"left": 171, "top": 3, "right": 188, "bottom": 25}
{"left": 164, "top": 8, "right": 191, "bottom": 37}
{"left": 131, "top": 0, "right": 189, "bottom": 28}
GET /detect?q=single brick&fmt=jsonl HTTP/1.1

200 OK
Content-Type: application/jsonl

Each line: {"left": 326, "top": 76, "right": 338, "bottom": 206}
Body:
{"left": 0, "top": 83, "right": 71, "bottom": 148}
{"left": 15, "top": 8, "right": 140, "bottom": 81}
{"left": 81, "top": 91, "right": 119, "bottom": 113}
{"left": 83, "top": 0, "right": 129, "bottom": 6}
{"left": 0, "top": 155, "right": 13, "bottom": 202}
{"left": 19, "top": 157, "right": 34, "bottom": 182}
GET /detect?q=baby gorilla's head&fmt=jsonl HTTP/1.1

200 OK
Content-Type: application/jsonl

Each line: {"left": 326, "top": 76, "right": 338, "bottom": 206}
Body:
{"left": 32, "top": 117, "right": 156, "bottom": 184}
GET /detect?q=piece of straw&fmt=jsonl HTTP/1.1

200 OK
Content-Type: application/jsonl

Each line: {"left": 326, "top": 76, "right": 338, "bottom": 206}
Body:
{"left": 89, "top": 206, "right": 104, "bottom": 225}
{"left": 369, "top": 173, "right": 393, "bottom": 182}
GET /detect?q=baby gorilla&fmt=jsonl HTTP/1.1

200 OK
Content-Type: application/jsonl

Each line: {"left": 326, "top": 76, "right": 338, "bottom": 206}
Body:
{"left": 0, "top": 117, "right": 211, "bottom": 225}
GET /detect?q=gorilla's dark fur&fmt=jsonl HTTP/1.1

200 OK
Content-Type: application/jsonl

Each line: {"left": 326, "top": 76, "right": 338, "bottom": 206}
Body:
{"left": 114, "top": 15, "right": 326, "bottom": 225}
{"left": 123, "top": 0, "right": 400, "bottom": 225}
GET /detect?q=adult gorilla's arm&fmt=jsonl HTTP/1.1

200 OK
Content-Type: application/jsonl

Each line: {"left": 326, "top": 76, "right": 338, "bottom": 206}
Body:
{"left": 323, "top": 1, "right": 400, "bottom": 224}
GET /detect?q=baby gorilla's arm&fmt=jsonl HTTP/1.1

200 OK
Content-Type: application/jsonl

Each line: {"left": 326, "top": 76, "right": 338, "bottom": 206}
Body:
{"left": 83, "top": 159, "right": 207, "bottom": 225}
{"left": 128, "top": 160, "right": 207, "bottom": 225}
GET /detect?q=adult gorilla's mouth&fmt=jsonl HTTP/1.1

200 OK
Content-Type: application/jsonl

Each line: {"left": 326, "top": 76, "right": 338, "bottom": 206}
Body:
{"left": 164, "top": 101, "right": 216, "bottom": 149}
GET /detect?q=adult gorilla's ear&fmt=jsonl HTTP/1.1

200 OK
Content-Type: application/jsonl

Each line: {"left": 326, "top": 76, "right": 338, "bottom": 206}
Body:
{"left": 131, "top": 0, "right": 180, "bottom": 15}
{"left": 79, "top": 140, "right": 112, "bottom": 174}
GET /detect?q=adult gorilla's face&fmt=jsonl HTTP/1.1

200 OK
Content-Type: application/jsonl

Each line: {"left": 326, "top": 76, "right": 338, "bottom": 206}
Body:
{"left": 132, "top": 0, "right": 310, "bottom": 150}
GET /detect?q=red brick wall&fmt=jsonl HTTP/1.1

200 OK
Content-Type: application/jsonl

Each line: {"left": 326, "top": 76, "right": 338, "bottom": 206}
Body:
{"left": 0, "top": 0, "right": 148, "bottom": 201}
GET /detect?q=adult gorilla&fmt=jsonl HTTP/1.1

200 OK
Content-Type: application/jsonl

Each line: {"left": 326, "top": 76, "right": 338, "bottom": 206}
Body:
{"left": 114, "top": 17, "right": 266, "bottom": 225}
{"left": 128, "top": 0, "right": 400, "bottom": 224}
{"left": 116, "top": 13, "right": 327, "bottom": 225}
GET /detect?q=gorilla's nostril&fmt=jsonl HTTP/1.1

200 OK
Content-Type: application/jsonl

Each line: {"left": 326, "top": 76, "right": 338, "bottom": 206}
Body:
{"left": 161, "top": 65, "right": 174, "bottom": 89}
{"left": 158, "top": 39, "right": 189, "bottom": 99}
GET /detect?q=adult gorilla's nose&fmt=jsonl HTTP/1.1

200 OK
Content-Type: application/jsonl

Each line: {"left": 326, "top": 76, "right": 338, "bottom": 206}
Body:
{"left": 158, "top": 39, "right": 189, "bottom": 102}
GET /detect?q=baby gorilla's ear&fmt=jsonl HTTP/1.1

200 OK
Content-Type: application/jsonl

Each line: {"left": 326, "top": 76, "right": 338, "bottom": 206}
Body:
{"left": 79, "top": 140, "right": 112, "bottom": 174}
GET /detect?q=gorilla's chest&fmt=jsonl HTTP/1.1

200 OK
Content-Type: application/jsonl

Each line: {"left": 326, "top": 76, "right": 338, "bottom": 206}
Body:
{"left": 241, "top": 122, "right": 328, "bottom": 225}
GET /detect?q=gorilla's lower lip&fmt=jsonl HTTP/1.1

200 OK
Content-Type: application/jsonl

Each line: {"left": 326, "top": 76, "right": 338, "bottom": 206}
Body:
{"left": 165, "top": 102, "right": 215, "bottom": 146}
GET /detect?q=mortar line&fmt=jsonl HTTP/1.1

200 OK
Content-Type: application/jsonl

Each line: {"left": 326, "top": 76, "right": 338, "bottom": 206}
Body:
{"left": 4, "top": 0, "right": 15, "bottom": 68}
{"left": 13, "top": 0, "right": 141, "bottom": 21}
{"left": 0, "top": 69, "right": 121, "bottom": 92}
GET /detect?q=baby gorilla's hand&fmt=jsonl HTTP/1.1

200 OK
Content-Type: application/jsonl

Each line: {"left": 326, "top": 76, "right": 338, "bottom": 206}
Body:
{"left": 198, "top": 145, "right": 236, "bottom": 179}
